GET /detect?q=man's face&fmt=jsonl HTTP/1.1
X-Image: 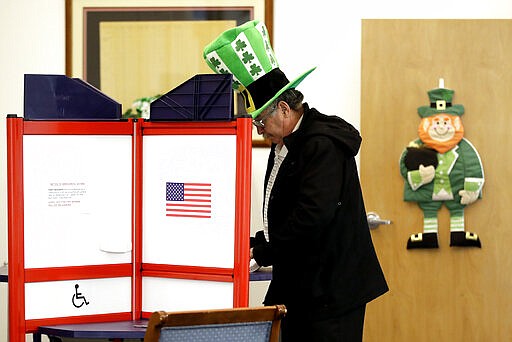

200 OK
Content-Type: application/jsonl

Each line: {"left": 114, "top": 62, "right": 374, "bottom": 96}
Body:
{"left": 254, "top": 105, "right": 285, "bottom": 145}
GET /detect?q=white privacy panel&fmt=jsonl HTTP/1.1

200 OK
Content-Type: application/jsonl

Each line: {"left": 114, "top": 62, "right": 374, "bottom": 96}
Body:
{"left": 23, "top": 135, "right": 133, "bottom": 268}
{"left": 25, "top": 277, "right": 131, "bottom": 319}
{"left": 142, "top": 135, "right": 236, "bottom": 268}
{"left": 142, "top": 277, "right": 233, "bottom": 312}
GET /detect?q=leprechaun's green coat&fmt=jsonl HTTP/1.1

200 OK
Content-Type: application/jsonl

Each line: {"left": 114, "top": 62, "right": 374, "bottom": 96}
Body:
{"left": 399, "top": 138, "right": 484, "bottom": 204}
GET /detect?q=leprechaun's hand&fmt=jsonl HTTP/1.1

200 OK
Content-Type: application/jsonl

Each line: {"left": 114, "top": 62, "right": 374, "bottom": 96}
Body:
{"left": 459, "top": 190, "right": 479, "bottom": 205}
{"left": 419, "top": 164, "right": 435, "bottom": 184}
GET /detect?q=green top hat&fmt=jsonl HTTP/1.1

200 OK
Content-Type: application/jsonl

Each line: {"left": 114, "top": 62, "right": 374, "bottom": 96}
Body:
{"left": 203, "top": 20, "right": 315, "bottom": 118}
{"left": 417, "top": 88, "right": 464, "bottom": 118}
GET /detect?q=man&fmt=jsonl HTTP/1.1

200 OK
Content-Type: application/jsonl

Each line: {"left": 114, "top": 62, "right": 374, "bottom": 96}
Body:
{"left": 204, "top": 20, "right": 388, "bottom": 341}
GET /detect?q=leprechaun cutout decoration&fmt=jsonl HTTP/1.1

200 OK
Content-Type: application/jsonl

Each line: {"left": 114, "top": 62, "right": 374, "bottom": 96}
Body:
{"left": 399, "top": 87, "right": 484, "bottom": 249}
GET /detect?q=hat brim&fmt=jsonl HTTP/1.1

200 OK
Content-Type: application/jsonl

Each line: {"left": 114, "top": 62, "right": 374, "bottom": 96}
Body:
{"left": 417, "top": 104, "right": 464, "bottom": 118}
{"left": 250, "top": 67, "right": 316, "bottom": 119}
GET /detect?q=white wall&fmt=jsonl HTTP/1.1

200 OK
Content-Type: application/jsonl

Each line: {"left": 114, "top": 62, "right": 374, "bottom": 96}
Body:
{"left": 1, "top": 1, "right": 65, "bottom": 341}
{"left": 1, "top": 0, "right": 511, "bottom": 341}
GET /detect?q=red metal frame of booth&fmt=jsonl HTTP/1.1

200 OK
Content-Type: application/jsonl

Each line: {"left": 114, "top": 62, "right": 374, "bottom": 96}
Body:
{"left": 7, "top": 117, "right": 252, "bottom": 341}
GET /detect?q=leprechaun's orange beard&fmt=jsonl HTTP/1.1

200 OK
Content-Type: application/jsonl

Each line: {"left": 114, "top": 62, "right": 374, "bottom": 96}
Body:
{"left": 418, "top": 114, "right": 464, "bottom": 154}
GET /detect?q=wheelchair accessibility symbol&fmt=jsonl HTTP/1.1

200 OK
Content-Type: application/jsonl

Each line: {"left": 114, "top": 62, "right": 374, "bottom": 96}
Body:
{"left": 72, "top": 284, "right": 90, "bottom": 308}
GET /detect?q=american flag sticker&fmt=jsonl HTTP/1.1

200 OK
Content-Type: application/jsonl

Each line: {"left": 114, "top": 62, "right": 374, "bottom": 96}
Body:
{"left": 165, "top": 182, "right": 212, "bottom": 218}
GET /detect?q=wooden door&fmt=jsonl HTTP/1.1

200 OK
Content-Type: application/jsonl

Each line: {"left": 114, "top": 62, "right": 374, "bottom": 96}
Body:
{"left": 361, "top": 20, "right": 512, "bottom": 341}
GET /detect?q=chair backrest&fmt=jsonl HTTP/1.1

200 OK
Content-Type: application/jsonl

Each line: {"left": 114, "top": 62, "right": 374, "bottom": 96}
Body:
{"left": 144, "top": 305, "right": 287, "bottom": 342}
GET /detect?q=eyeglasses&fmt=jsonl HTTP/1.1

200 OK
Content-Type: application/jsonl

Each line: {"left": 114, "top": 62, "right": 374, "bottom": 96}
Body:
{"left": 252, "top": 105, "right": 277, "bottom": 128}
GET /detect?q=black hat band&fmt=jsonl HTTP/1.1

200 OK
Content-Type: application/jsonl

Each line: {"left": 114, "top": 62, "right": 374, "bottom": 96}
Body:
{"left": 245, "top": 68, "right": 290, "bottom": 110}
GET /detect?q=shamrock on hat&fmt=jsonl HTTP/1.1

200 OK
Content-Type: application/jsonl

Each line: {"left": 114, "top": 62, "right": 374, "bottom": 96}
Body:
{"left": 203, "top": 20, "right": 315, "bottom": 118}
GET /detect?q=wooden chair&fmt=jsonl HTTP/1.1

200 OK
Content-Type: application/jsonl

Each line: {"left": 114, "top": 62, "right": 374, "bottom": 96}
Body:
{"left": 144, "top": 305, "right": 287, "bottom": 342}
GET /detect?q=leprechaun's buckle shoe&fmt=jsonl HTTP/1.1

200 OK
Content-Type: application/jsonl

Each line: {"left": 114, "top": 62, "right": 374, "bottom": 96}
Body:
{"left": 407, "top": 232, "right": 439, "bottom": 249}
{"left": 450, "top": 231, "right": 481, "bottom": 247}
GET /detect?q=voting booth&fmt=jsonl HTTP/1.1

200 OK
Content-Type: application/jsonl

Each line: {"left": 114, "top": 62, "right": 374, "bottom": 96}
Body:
{"left": 7, "top": 75, "right": 252, "bottom": 341}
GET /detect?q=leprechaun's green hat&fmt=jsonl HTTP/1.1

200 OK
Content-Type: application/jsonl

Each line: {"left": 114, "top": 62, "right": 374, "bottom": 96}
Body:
{"left": 203, "top": 20, "right": 315, "bottom": 118}
{"left": 417, "top": 88, "right": 464, "bottom": 118}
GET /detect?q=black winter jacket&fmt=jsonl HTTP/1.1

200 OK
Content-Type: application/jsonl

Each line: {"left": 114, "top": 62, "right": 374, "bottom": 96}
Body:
{"left": 251, "top": 104, "right": 388, "bottom": 320}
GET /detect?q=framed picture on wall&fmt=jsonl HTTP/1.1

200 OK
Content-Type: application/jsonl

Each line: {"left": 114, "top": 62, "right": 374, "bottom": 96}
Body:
{"left": 65, "top": 0, "right": 273, "bottom": 147}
